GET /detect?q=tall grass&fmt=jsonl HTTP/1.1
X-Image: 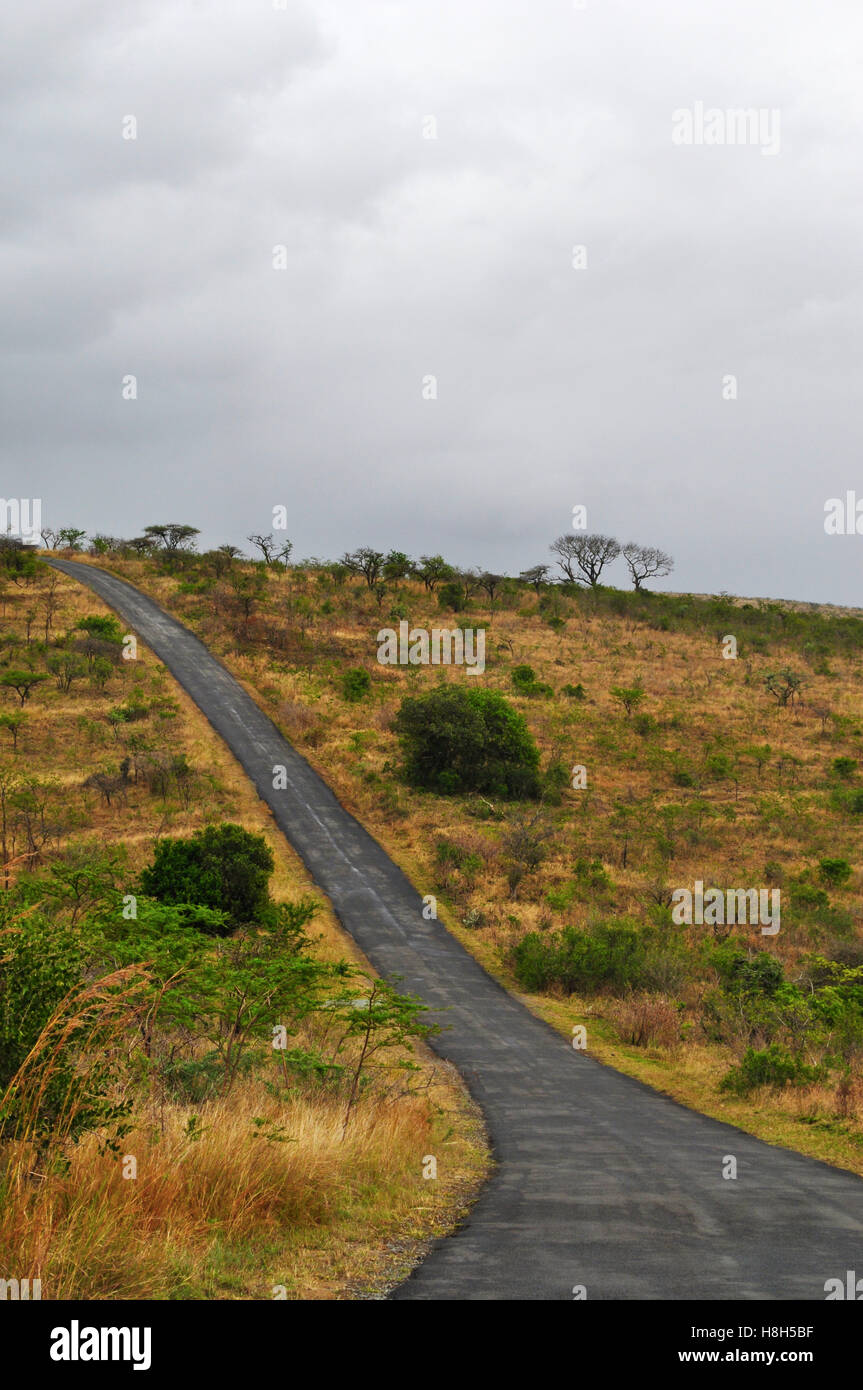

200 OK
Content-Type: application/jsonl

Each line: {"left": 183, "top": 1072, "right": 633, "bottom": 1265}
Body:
{"left": 0, "top": 1080, "right": 437, "bottom": 1300}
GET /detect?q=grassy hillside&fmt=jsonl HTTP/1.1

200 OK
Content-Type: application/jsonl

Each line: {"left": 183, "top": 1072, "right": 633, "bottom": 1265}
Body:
{"left": 0, "top": 553, "right": 488, "bottom": 1300}
{"left": 54, "top": 539, "right": 863, "bottom": 1178}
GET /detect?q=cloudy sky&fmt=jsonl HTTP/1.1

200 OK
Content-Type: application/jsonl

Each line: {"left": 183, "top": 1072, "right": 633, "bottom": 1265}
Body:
{"left": 4, "top": 0, "right": 863, "bottom": 602}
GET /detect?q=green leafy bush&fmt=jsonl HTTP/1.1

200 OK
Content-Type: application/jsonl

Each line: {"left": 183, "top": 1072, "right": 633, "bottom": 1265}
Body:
{"left": 139, "top": 823, "right": 276, "bottom": 931}
{"left": 340, "top": 667, "right": 371, "bottom": 702}
{"left": 819, "top": 858, "right": 852, "bottom": 887}
{"left": 512, "top": 919, "right": 661, "bottom": 995}
{"left": 719, "top": 1045, "right": 822, "bottom": 1096}
{"left": 437, "top": 583, "right": 466, "bottom": 613}
{"left": 393, "top": 685, "right": 541, "bottom": 798}
{"left": 831, "top": 756, "right": 857, "bottom": 781}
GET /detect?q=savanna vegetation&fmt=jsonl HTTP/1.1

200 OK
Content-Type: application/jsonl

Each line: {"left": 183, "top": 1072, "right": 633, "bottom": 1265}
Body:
{"left": 30, "top": 525, "right": 863, "bottom": 1177}
{"left": 0, "top": 541, "right": 488, "bottom": 1299}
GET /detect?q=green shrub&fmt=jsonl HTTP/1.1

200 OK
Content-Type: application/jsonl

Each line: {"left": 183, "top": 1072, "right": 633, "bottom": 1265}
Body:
{"left": 719, "top": 1045, "right": 822, "bottom": 1096}
{"left": 511, "top": 664, "right": 552, "bottom": 698}
{"left": 832, "top": 756, "right": 857, "bottom": 781}
{"left": 139, "top": 823, "right": 276, "bottom": 930}
{"left": 672, "top": 768, "right": 696, "bottom": 787}
{"left": 712, "top": 946, "right": 784, "bottom": 999}
{"left": 438, "top": 583, "right": 465, "bottom": 613}
{"left": 545, "top": 882, "right": 576, "bottom": 912}
{"left": 0, "top": 909, "right": 130, "bottom": 1147}
{"left": 790, "top": 882, "right": 830, "bottom": 911}
{"left": 510, "top": 920, "right": 647, "bottom": 995}
{"left": 393, "top": 685, "right": 541, "bottom": 798}
{"left": 574, "top": 857, "right": 612, "bottom": 891}
{"left": 561, "top": 683, "right": 586, "bottom": 700}
{"left": 341, "top": 667, "right": 372, "bottom": 702}
{"left": 819, "top": 858, "right": 852, "bottom": 887}
{"left": 512, "top": 664, "right": 537, "bottom": 691}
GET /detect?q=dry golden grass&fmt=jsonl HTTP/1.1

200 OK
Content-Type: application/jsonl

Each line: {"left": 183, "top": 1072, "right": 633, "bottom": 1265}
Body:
{"left": 0, "top": 1076, "right": 485, "bottom": 1300}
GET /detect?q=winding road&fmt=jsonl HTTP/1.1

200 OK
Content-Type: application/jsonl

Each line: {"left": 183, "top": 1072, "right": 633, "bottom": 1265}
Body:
{"left": 50, "top": 558, "right": 863, "bottom": 1300}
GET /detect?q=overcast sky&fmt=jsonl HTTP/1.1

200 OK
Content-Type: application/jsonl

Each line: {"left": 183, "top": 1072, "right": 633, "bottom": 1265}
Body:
{"left": 3, "top": 0, "right": 863, "bottom": 602}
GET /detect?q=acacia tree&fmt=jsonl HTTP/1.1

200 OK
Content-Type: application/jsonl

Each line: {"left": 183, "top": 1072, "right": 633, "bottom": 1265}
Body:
{"left": 382, "top": 550, "right": 413, "bottom": 581}
{"left": 478, "top": 571, "right": 505, "bottom": 616}
{"left": 765, "top": 669, "right": 804, "bottom": 709}
{"left": 416, "top": 555, "right": 455, "bottom": 592}
{"left": 519, "top": 564, "right": 550, "bottom": 594}
{"left": 205, "top": 544, "right": 243, "bottom": 578}
{"left": 343, "top": 547, "right": 385, "bottom": 589}
{"left": 143, "top": 523, "right": 200, "bottom": 553}
{"left": 550, "top": 533, "right": 620, "bottom": 586}
{"left": 622, "top": 543, "right": 674, "bottom": 591}
{"left": 58, "top": 527, "right": 87, "bottom": 551}
{"left": 610, "top": 679, "right": 646, "bottom": 717}
{"left": 1, "top": 671, "right": 49, "bottom": 706}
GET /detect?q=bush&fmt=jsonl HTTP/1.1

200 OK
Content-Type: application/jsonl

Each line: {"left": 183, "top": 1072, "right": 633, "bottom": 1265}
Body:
{"left": 511, "top": 664, "right": 536, "bottom": 692}
{"left": 511, "top": 664, "right": 552, "bottom": 698}
{"left": 719, "top": 1045, "right": 822, "bottom": 1096}
{"left": 832, "top": 756, "right": 857, "bottom": 781}
{"left": 819, "top": 858, "right": 852, "bottom": 887}
{"left": 340, "top": 667, "right": 371, "bottom": 702}
{"left": 672, "top": 768, "right": 696, "bottom": 787}
{"left": 393, "top": 685, "right": 541, "bottom": 798}
{"left": 510, "top": 920, "right": 647, "bottom": 995}
{"left": 438, "top": 583, "right": 465, "bottom": 613}
{"left": 790, "top": 882, "right": 830, "bottom": 912}
{"left": 139, "top": 823, "right": 276, "bottom": 930}
{"left": 561, "top": 683, "right": 586, "bottom": 700}
{"left": 712, "top": 946, "right": 784, "bottom": 999}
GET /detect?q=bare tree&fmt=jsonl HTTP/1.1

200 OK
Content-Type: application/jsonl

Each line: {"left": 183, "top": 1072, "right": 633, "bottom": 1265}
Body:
{"left": 502, "top": 809, "right": 555, "bottom": 900}
{"left": 549, "top": 533, "right": 620, "bottom": 587}
{"left": 40, "top": 527, "right": 60, "bottom": 550}
{"left": 622, "top": 542, "right": 674, "bottom": 591}
{"left": 248, "top": 533, "right": 278, "bottom": 565}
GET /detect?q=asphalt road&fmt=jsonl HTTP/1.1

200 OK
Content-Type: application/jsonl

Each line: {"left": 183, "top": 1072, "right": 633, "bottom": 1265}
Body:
{"left": 50, "top": 558, "right": 863, "bottom": 1300}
